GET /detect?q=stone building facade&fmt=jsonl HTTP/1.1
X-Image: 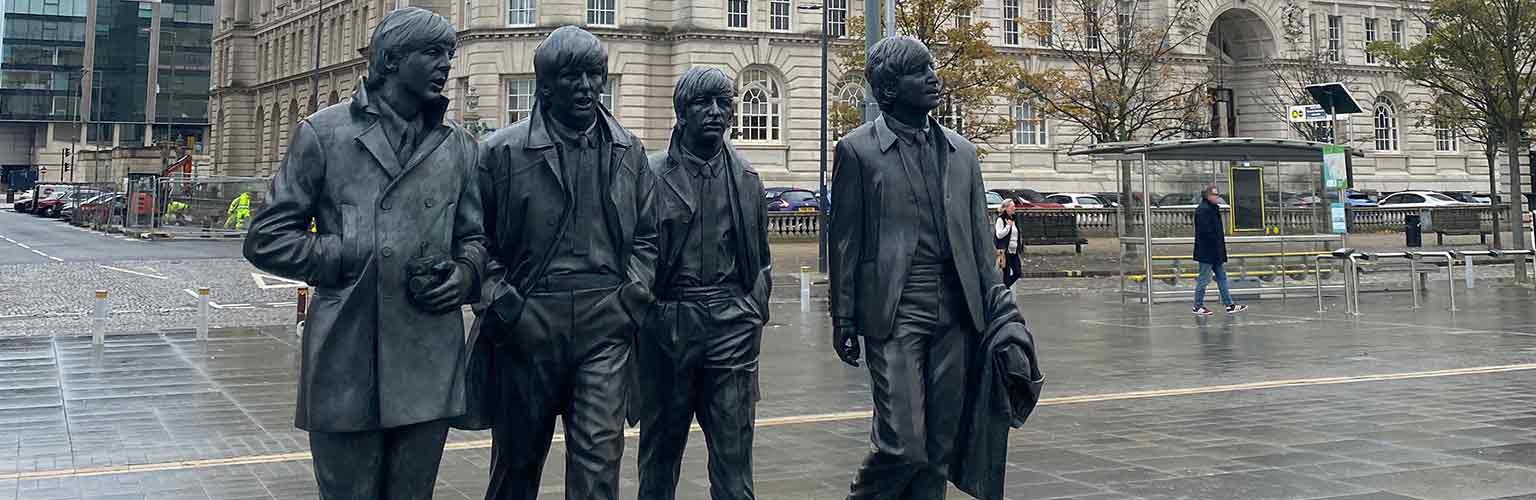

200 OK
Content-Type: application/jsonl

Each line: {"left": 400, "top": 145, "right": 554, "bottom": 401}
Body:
{"left": 209, "top": 0, "right": 1499, "bottom": 195}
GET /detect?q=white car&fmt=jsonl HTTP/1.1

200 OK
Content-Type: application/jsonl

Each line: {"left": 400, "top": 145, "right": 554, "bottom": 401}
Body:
{"left": 1376, "top": 191, "right": 1468, "bottom": 208}
{"left": 1044, "top": 193, "right": 1109, "bottom": 209}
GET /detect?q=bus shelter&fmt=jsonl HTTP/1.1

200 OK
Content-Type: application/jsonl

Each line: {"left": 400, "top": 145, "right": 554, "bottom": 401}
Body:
{"left": 1069, "top": 138, "right": 1365, "bottom": 305}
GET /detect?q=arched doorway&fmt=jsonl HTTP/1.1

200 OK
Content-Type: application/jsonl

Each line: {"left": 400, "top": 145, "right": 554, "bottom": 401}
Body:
{"left": 1205, "top": 8, "right": 1277, "bottom": 138}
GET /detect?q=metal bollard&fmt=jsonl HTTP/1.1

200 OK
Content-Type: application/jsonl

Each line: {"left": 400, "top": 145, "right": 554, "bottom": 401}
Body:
{"left": 92, "top": 289, "right": 109, "bottom": 347}
{"left": 296, "top": 287, "right": 309, "bottom": 337}
{"left": 799, "top": 266, "right": 811, "bottom": 312}
{"left": 196, "top": 287, "right": 210, "bottom": 341}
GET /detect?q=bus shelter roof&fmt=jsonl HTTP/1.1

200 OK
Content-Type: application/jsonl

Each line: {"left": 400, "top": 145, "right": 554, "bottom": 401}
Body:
{"left": 1067, "top": 137, "right": 1365, "bottom": 162}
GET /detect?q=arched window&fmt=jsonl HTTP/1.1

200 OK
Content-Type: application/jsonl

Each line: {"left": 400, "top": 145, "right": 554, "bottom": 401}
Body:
{"left": 255, "top": 106, "right": 265, "bottom": 163}
{"left": 1013, "top": 99, "right": 1047, "bottom": 145}
{"left": 1374, "top": 98, "right": 1398, "bottom": 151}
{"left": 734, "top": 68, "right": 782, "bottom": 143}
{"left": 836, "top": 82, "right": 863, "bottom": 110}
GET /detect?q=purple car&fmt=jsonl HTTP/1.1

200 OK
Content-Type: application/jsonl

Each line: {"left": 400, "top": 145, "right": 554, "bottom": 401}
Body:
{"left": 766, "top": 187, "right": 820, "bottom": 212}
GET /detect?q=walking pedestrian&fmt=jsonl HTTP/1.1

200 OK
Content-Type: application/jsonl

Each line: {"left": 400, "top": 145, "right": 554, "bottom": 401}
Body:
{"left": 1193, "top": 185, "right": 1246, "bottom": 315}
{"left": 994, "top": 199, "right": 1023, "bottom": 288}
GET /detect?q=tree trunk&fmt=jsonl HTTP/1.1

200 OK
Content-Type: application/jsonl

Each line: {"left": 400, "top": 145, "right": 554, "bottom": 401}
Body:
{"left": 1506, "top": 125, "right": 1528, "bottom": 281}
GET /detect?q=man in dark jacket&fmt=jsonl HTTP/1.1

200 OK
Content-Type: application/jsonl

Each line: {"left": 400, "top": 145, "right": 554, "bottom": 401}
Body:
{"left": 462, "top": 26, "right": 658, "bottom": 500}
{"left": 828, "top": 36, "right": 1033, "bottom": 500}
{"left": 1193, "top": 185, "right": 1246, "bottom": 315}
{"left": 242, "top": 7, "right": 486, "bottom": 499}
{"left": 636, "top": 67, "right": 772, "bottom": 500}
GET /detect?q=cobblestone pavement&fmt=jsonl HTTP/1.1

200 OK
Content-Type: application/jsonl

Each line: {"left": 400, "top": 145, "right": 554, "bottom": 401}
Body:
{"left": 3, "top": 286, "right": 1536, "bottom": 499}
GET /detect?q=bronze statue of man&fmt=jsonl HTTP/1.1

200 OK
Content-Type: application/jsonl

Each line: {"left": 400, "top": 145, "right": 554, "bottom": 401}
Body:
{"left": 243, "top": 7, "right": 486, "bottom": 499}
{"left": 459, "top": 25, "right": 658, "bottom": 500}
{"left": 828, "top": 36, "right": 1041, "bottom": 500}
{"left": 636, "top": 67, "right": 772, "bottom": 500}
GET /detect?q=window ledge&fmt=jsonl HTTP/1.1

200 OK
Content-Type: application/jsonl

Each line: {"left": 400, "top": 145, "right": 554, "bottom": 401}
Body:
{"left": 1372, "top": 152, "right": 1408, "bottom": 158}
{"left": 1006, "top": 144, "right": 1056, "bottom": 151}
{"left": 735, "top": 142, "right": 789, "bottom": 150}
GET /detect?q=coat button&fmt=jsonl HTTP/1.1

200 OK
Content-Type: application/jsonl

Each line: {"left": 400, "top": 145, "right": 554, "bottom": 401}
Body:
{"left": 382, "top": 201, "right": 392, "bottom": 210}
{"left": 425, "top": 199, "right": 434, "bottom": 208}
{"left": 381, "top": 247, "right": 393, "bottom": 258}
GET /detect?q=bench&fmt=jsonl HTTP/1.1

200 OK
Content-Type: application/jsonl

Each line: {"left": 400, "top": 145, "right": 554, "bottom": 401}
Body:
{"left": 1016, "top": 213, "right": 1087, "bottom": 254}
{"left": 1432, "top": 208, "right": 1488, "bottom": 245}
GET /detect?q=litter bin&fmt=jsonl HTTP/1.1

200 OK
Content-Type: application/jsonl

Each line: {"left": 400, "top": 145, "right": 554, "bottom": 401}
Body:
{"left": 1405, "top": 213, "right": 1423, "bottom": 247}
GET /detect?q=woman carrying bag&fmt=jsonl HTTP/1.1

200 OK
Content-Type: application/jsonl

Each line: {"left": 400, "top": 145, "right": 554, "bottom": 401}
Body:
{"left": 994, "top": 199, "right": 1024, "bottom": 288}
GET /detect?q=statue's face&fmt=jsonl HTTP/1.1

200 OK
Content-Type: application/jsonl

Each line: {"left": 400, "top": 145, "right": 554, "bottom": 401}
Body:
{"left": 886, "top": 63, "right": 941, "bottom": 114}
{"left": 680, "top": 91, "right": 734, "bottom": 146}
{"left": 390, "top": 43, "right": 454, "bottom": 102}
{"left": 543, "top": 59, "right": 608, "bottom": 129}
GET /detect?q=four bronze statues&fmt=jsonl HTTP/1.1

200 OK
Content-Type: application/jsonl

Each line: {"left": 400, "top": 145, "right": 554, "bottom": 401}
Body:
{"left": 246, "top": 17, "right": 1041, "bottom": 500}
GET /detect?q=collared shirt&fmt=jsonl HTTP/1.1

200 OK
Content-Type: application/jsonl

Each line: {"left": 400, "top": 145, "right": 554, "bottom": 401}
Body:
{"left": 673, "top": 145, "right": 739, "bottom": 288}
{"left": 374, "top": 96, "right": 425, "bottom": 163}
{"left": 886, "top": 117, "right": 951, "bottom": 263}
{"left": 542, "top": 113, "right": 621, "bottom": 282}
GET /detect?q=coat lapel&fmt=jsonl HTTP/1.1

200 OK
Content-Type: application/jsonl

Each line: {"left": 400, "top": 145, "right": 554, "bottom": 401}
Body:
{"left": 660, "top": 155, "right": 697, "bottom": 271}
{"left": 401, "top": 125, "right": 452, "bottom": 177}
{"left": 357, "top": 124, "right": 403, "bottom": 179}
{"left": 725, "top": 146, "right": 758, "bottom": 286}
{"left": 938, "top": 124, "right": 972, "bottom": 251}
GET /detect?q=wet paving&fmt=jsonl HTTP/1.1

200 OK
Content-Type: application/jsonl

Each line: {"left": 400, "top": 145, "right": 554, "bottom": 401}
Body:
{"left": 3, "top": 285, "right": 1536, "bottom": 499}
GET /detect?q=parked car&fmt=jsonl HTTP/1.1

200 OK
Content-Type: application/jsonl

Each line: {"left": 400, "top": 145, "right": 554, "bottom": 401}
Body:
{"left": 1044, "top": 192, "right": 1110, "bottom": 209}
{"left": 767, "top": 188, "right": 819, "bottom": 212}
{"left": 36, "top": 189, "right": 100, "bottom": 218}
{"left": 1443, "top": 191, "right": 1491, "bottom": 204}
{"left": 63, "top": 193, "right": 121, "bottom": 222}
{"left": 986, "top": 191, "right": 1006, "bottom": 211}
{"left": 1376, "top": 190, "right": 1468, "bottom": 208}
{"left": 1156, "top": 193, "right": 1227, "bottom": 209}
{"left": 1092, "top": 192, "right": 1124, "bottom": 208}
{"left": 991, "top": 189, "right": 1065, "bottom": 209}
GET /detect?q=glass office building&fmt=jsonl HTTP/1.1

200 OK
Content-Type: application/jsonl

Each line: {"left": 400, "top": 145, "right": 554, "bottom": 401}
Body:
{"left": 0, "top": 0, "right": 211, "bottom": 183}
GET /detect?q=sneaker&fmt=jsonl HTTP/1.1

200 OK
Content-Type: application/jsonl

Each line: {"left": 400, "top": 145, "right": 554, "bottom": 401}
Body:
{"left": 1225, "top": 304, "right": 1248, "bottom": 314}
{"left": 1192, "top": 305, "right": 1214, "bottom": 316}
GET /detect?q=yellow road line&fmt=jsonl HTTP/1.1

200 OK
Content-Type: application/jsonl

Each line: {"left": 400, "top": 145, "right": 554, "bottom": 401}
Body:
{"left": 10, "top": 362, "right": 1536, "bottom": 482}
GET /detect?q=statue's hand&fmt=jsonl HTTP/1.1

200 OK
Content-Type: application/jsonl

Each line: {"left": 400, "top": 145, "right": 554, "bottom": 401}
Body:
{"left": 833, "top": 325, "right": 862, "bottom": 368}
{"left": 415, "top": 262, "right": 472, "bottom": 314}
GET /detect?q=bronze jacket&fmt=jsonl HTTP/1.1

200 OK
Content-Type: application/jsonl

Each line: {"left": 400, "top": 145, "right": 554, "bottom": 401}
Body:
{"left": 828, "top": 116, "right": 1020, "bottom": 339}
{"left": 243, "top": 82, "right": 488, "bottom": 433}
{"left": 455, "top": 104, "right": 659, "bottom": 430}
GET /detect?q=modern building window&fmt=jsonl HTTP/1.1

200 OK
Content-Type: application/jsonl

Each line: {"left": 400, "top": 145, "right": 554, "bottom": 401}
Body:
{"left": 728, "top": 0, "right": 748, "bottom": 28}
{"left": 587, "top": 0, "right": 615, "bottom": 26}
{"left": 1036, "top": 0, "right": 1054, "bottom": 46}
{"left": 1435, "top": 120, "right": 1457, "bottom": 152}
{"left": 735, "top": 68, "right": 782, "bottom": 143}
{"left": 770, "top": 0, "right": 790, "bottom": 30}
{"left": 1364, "top": 17, "right": 1377, "bottom": 63}
{"left": 1374, "top": 99, "right": 1398, "bottom": 152}
{"left": 1327, "top": 15, "right": 1342, "bottom": 62}
{"left": 827, "top": 0, "right": 847, "bottom": 36}
{"left": 505, "top": 78, "right": 535, "bottom": 124}
{"left": 1391, "top": 19, "right": 1404, "bottom": 45}
{"left": 1013, "top": 100, "right": 1047, "bottom": 145}
{"left": 507, "top": 0, "right": 535, "bottom": 26}
{"left": 1003, "top": 0, "right": 1020, "bottom": 45}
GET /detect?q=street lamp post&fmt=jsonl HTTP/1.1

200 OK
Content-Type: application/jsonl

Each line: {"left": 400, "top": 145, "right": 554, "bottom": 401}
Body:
{"left": 799, "top": 2, "right": 831, "bottom": 273}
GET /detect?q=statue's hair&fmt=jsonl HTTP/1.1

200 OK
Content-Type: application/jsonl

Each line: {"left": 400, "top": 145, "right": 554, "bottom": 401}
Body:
{"left": 672, "top": 67, "right": 735, "bottom": 119}
{"left": 366, "top": 7, "right": 456, "bottom": 87}
{"left": 533, "top": 26, "right": 609, "bottom": 88}
{"left": 865, "top": 36, "right": 933, "bottom": 111}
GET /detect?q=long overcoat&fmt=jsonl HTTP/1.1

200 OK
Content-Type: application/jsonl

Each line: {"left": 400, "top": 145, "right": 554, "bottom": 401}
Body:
{"left": 244, "top": 82, "right": 488, "bottom": 433}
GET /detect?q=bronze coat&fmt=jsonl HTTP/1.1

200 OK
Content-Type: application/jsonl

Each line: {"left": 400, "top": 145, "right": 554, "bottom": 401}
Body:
{"left": 244, "top": 82, "right": 488, "bottom": 433}
{"left": 456, "top": 104, "right": 659, "bottom": 430}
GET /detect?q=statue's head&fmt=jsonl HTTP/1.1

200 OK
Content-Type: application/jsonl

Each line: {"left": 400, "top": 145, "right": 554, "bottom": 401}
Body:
{"left": 672, "top": 67, "right": 735, "bottom": 147}
{"left": 534, "top": 26, "right": 609, "bottom": 129}
{"left": 866, "top": 36, "right": 940, "bottom": 115}
{"left": 366, "top": 7, "right": 457, "bottom": 102}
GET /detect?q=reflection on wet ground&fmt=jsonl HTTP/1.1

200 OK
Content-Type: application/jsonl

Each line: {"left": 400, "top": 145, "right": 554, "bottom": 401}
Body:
{"left": 3, "top": 286, "right": 1536, "bottom": 499}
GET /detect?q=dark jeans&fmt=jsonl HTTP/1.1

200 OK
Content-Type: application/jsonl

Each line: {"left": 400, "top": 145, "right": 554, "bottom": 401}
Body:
{"left": 485, "top": 285, "right": 634, "bottom": 500}
{"left": 637, "top": 288, "right": 763, "bottom": 500}
{"left": 309, "top": 419, "right": 451, "bottom": 500}
{"left": 848, "top": 265, "right": 974, "bottom": 500}
{"left": 1002, "top": 252, "right": 1022, "bottom": 288}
